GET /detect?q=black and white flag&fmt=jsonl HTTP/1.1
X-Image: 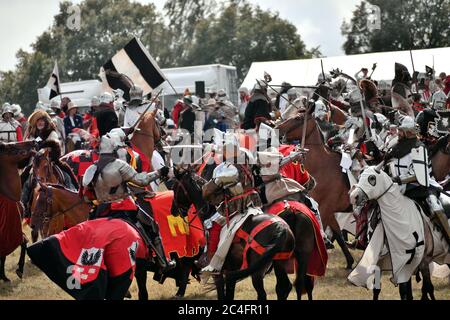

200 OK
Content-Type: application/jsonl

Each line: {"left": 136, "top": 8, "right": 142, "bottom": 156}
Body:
{"left": 47, "top": 61, "right": 61, "bottom": 100}
{"left": 100, "top": 37, "right": 166, "bottom": 101}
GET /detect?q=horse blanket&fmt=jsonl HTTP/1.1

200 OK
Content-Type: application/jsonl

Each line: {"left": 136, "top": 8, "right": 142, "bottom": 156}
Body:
{"left": 145, "top": 191, "right": 205, "bottom": 259}
{"left": 348, "top": 182, "right": 425, "bottom": 287}
{"left": 0, "top": 194, "right": 22, "bottom": 256}
{"left": 27, "top": 218, "right": 147, "bottom": 300}
{"left": 267, "top": 201, "right": 328, "bottom": 276}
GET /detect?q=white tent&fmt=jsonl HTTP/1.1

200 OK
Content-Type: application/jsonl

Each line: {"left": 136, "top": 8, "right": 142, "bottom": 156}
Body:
{"left": 241, "top": 47, "right": 450, "bottom": 89}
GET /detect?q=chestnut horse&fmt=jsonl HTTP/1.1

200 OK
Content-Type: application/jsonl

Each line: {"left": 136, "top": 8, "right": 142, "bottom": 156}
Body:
{"left": 130, "top": 110, "right": 161, "bottom": 171}
{"left": 0, "top": 140, "right": 37, "bottom": 281}
{"left": 31, "top": 184, "right": 90, "bottom": 239}
{"left": 276, "top": 111, "right": 355, "bottom": 269}
{"left": 29, "top": 144, "right": 77, "bottom": 242}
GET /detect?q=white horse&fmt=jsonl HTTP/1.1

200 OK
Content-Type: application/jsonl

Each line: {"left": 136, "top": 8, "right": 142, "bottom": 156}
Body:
{"left": 348, "top": 166, "right": 450, "bottom": 300}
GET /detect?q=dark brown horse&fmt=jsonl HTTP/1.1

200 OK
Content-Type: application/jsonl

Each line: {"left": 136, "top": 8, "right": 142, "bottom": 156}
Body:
{"left": 276, "top": 111, "right": 355, "bottom": 269}
{"left": 430, "top": 134, "right": 450, "bottom": 183}
{"left": 171, "top": 168, "right": 303, "bottom": 300}
{"left": 0, "top": 140, "right": 37, "bottom": 281}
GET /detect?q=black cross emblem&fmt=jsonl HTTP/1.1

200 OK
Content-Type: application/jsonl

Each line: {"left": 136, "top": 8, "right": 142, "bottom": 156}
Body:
{"left": 405, "top": 231, "right": 424, "bottom": 265}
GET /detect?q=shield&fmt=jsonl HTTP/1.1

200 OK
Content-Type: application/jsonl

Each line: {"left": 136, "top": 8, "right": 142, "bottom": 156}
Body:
{"left": 82, "top": 164, "right": 98, "bottom": 187}
{"left": 436, "top": 110, "right": 450, "bottom": 134}
{"left": 411, "top": 146, "right": 429, "bottom": 187}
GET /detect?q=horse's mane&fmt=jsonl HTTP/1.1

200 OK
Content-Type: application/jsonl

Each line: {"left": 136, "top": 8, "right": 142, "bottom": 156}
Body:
{"left": 46, "top": 183, "right": 79, "bottom": 195}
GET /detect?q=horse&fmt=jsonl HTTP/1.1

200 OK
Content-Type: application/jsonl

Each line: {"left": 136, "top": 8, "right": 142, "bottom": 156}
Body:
{"left": 29, "top": 142, "right": 78, "bottom": 242}
{"left": 130, "top": 110, "right": 161, "bottom": 172}
{"left": 0, "top": 140, "right": 37, "bottom": 281}
{"left": 430, "top": 134, "right": 450, "bottom": 183}
{"left": 31, "top": 183, "right": 90, "bottom": 239}
{"left": 27, "top": 179, "right": 204, "bottom": 300}
{"left": 276, "top": 111, "right": 355, "bottom": 269}
{"left": 171, "top": 167, "right": 309, "bottom": 300}
{"left": 349, "top": 166, "right": 450, "bottom": 300}
{"left": 27, "top": 217, "right": 152, "bottom": 300}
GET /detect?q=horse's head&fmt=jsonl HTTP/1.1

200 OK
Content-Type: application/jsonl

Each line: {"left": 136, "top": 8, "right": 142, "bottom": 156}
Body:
{"left": 275, "top": 110, "right": 316, "bottom": 143}
{"left": 30, "top": 183, "right": 52, "bottom": 237}
{"left": 350, "top": 166, "right": 393, "bottom": 210}
{"left": 32, "top": 141, "right": 62, "bottom": 184}
{"left": 171, "top": 166, "right": 212, "bottom": 220}
{"left": 33, "top": 149, "right": 52, "bottom": 183}
{"left": 0, "top": 140, "right": 37, "bottom": 164}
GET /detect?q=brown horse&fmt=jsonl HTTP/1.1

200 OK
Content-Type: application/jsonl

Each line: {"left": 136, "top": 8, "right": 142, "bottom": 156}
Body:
{"left": 171, "top": 168, "right": 300, "bottom": 300}
{"left": 430, "top": 135, "right": 450, "bottom": 183}
{"left": 31, "top": 184, "right": 90, "bottom": 239}
{"left": 28, "top": 181, "right": 203, "bottom": 300}
{"left": 131, "top": 110, "right": 161, "bottom": 171}
{"left": 276, "top": 111, "right": 355, "bottom": 269}
{"left": 29, "top": 145, "right": 74, "bottom": 242}
{"left": 0, "top": 140, "right": 37, "bottom": 281}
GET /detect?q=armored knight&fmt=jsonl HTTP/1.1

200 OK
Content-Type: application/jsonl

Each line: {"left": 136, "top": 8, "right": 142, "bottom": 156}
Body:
{"left": 385, "top": 116, "right": 450, "bottom": 246}
{"left": 82, "top": 129, "right": 176, "bottom": 272}
{"left": 256, "top": 147, "right": 333, "bottom": 248}
{"left": 200, "top": 133, "right": 263, "bottom": 277}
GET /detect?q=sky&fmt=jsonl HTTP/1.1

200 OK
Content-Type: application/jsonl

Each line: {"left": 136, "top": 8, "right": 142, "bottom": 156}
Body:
{"left": 0, "top": 0, "right": 362, "bottom": 72}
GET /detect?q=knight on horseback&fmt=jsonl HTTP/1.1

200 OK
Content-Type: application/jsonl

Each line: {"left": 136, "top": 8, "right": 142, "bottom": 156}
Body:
{"left": 384, "top": 116, "right": 450, "bottom": 247}
{"left": 82, "top": 129, "right": 176, "bottom": 273}
{"left": 200, "top": 133, "right": 263, "bottom": 277}
{"left": 255, "top": 147, "right": 334, "bottom": 248}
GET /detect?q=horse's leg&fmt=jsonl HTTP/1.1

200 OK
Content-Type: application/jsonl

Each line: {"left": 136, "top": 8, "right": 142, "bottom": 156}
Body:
{"left": 225, "top": 277, "right": 237, "bottom": 301}
{"left": 399, "top": 280, "right": 413, "bottom": 300}
{"left": 294, "top": 250, "right": 308, "bottom": 300}
{"left": 16, "top": 238, "right": 28, "bottom": 279}
{"left": 214, "top": 274, "right": 225, "bottom": 300}
{"left": 250, "top": 269, "right": 268, "bottom": 301}
{"left": 135, "top": 260, "right": 148, "bottom": 300}
{"left": 331, "top": 226, "right": 354, "bottom": 269}
{"left": 0, "top": 256, "right": 10, "bottom": 282}
{"left": 406, "top": 279, "right": 413, "bottom": 300}
{"left": 304, "top": 275, "right": 314, "bottom": 301}
{"left": 373, "top": 288, "right": 381, "bottom": 300}
{"left": 31, "top": 228, "right": 39, "bottom": 243}
{"left": 421, "top": 266, "right": 435, "bottom": 301}
{"left": 175, "top": 258, "right": 191, "bottom": 299}
{"left": 273, "top": 260, "right": 292, "bottom": 300}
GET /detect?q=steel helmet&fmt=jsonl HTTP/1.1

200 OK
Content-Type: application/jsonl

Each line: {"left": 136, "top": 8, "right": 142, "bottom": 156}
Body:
{"left": 129, "top": 85, "right": 144, "bottom": 103}
{"left": 398, "top": 116, "right": 417, "bottom": 133}
{"left": 100, "top": 92, "right": 114, "bottom": 104}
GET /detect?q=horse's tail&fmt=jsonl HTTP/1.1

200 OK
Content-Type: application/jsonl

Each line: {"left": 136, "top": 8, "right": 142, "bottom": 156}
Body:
{"left": 226, "top": 223, "right": 290, "bottom": 283}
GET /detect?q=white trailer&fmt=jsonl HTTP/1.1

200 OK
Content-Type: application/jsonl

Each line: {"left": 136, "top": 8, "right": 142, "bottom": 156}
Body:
{"left": 37, "top": 79, "right": 103, "bottom": 113}
{"left": 157, "top": 64, "right": 239, "bottom": 111}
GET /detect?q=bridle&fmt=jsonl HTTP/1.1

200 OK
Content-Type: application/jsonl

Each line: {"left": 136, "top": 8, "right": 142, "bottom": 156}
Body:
{"left": 35, "top": 185, "right": 84, "bottom": 230}
{"left": 172, "top": 169, "right": 208, "bottom": 232}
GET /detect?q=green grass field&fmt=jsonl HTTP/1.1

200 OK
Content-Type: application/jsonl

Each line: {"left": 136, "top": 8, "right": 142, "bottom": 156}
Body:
{"left": 1, "top": 226, "right": 449, "bottom": 300}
